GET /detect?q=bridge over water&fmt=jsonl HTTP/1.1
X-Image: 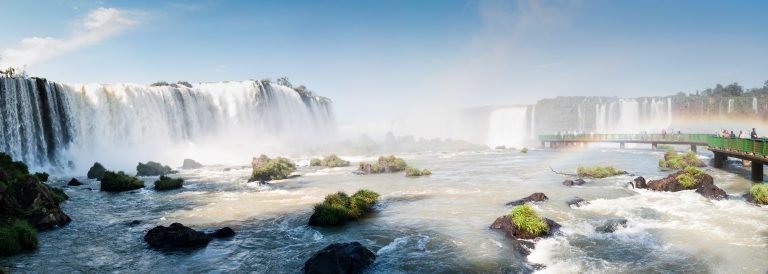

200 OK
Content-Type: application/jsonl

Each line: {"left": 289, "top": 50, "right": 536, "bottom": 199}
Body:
{"left": 539, "top": 134, "right": 768, "bottom": 181}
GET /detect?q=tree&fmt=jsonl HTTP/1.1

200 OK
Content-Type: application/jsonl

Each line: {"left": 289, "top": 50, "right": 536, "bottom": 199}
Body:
{"left": 276, "top": 77, "right": 292, "bottom": 88}
{"left": 764, "top": 80, "right": 768, "bottom": 88}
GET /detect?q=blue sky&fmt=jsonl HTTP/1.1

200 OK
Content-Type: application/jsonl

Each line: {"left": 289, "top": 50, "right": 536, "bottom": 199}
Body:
{"left": 1, "top": 0, "right": 767, "bottom": 124}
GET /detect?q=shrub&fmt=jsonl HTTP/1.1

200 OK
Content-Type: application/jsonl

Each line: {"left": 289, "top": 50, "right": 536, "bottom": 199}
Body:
{"left": 136, "top": 161, "right": 174, "bottom": 176}
{"left": 311, "top": 155, "right": 350, "bottom": 167}
{"left": 87, "top": 162, "right": 107, "bottom": 180}
{"left": 309, "top": 189, "right": 380, "bottom": 226}
{"left": 659, "top": 149, "right": 704, "bottom": 170}
{"left": 683, "top": 166, "right": 704, "bottom": 177}
{"left": 0, "top": 220, "right": 38, "bottom": 256}
{"left": 510, "top": 204, "right": 549, "bottom": 237}
{"left": 676, "top": 174, "right": 696, "bottom": 189}
{"left": 100, "top": 171, "right": 145, "bottom": 192}
{"left": 154, "top": 176, "right": 184, "bottom": 191}
{"left": 33, "top": 172, "right": 49, "bottom": 182}
{"left": 250, "top": 157, "right": 296, "bottom": 182}
{"left": 50, "top": 187, "right": 68, "bottom": 204}
{"left": 405, "top": 166, "right": 432, "bottom": 177}
{"left": 521, "top": 147, "right": 528, "bottom": 153}
{"left": 577, "top": 166, "right": 625, "bottom": 178}
{"left": 310, "top": 158, "right": 322, "bottom": 166}
{"left": 749, "top": 184, "right": 768, "bottom": 204}
{"left": 358, "top": 155, "right": 407, "bottom": 174}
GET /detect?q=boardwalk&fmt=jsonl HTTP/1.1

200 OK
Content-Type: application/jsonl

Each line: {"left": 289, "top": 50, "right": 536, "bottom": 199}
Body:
{"left": 708, "top": 136, "right": 768, "bottom": 180}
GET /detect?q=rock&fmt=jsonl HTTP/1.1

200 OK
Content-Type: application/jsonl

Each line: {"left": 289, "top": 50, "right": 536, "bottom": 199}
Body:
{"left": 0, "top": 157, "right": 71, "bottom": 230}
{"left": 67, "top": 178, "right": 82, "bottom": 186}
{"left": 87, "top": 162, "right": 107, "bottom": 180}
{"left": 136, "top": 161, "right": 175, "bottom": 177}
{"left": 646, "top": 171, "right": 726, "bottom": 200}
{"left": 100, "top": 171, "right": 145, "bottom": 192}
{"left": 251, "top": 155, "right": 270, "bottom": 169}
{"left": 632, "top": 176, "right": 647, "bottom": 189}
{"left": 506, "top": 192, "right": 549, "bottom": 206}
{"left": 210, "top": 227, "right": 235, "bottom": 238}
{"left": 128, "top": 220, "right": 141, "bottom": 226}
{"left": 490, "top": 215, "right": 560, "bottom": 240}
{"left": 34, "top": 172, "right": 49, "bottom": 182}
{"left": 695, "top": 181, "right": 727, "bottom": 200}
{"left": 302, "top": 242, "right": 376, "bottom": 274}
{"left": 595, "top": 218, "right": 628, "bottom": 233}
{"left": 562, "top": 178, "right": 586, "bottom": 186}
{"left": 566, "top": 197, "right": 589, "bottom": 208}
{"left": 182, "top": 159, "right": 203, "bottom": 169}
{"left": 144, "top": 223, "right": 212, "bottom": 248}
{"left": 153, "top": 176, "right": 183, "bottom": 191}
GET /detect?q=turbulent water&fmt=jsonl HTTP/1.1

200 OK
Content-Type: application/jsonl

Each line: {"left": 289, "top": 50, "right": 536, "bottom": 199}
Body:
{"left": 0, "top": 77, "right": 335, "bottom": 172}
{"left": 2, "top": 147, "right": 766, "bottom": 273}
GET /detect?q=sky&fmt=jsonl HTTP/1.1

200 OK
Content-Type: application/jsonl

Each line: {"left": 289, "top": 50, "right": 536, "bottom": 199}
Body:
{"left": 1, "top": 0, "right": 767, "bottom": 125}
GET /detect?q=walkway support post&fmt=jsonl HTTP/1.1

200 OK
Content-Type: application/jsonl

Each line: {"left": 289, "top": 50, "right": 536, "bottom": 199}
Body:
{"left": 752, "top": 163, "right": 764, "bottom": 181}
{"left": 690, "top": 145, "right": 697, "bottom": 153}
{"left": 652, "top": 143, "right": 657, "bottom": 150}
{"left": 713, "top": 152, "right": 726, "bottom": 168}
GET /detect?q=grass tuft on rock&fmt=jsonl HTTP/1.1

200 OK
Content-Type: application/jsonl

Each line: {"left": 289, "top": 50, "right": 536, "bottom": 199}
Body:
{"left": 405, "top": 166, "right": 432, "bottom": 177}
{"left": 309, "top": 154, "right": 350, "bottom": 167}
{"left": 576, "top": 166, "right": 625, "bottom": 178}
{"left": 358, "top": 155, "right": 407, "bottom": 174}
{"left": 100, "top": 171, "right": 145, "bottom": 192}
{"left": 154, "top": 176, "right": 184, "bottom": 191}
{"left": 309, "top": 189, "right": 380, "bottom": 226}
{"left": 510, "top": 204, "right": 549, "bottom": 237}
{"left": 0, "top": 220, "right": 37, "bottom": 256}
{"left": 659, "top": 149, "right": 705, "bottom": 170}
{"left": 250, "top": 157, "right": 296, "bottom": 182}
{"left": 749, "top": 184, "right": 768, "bottom": 204}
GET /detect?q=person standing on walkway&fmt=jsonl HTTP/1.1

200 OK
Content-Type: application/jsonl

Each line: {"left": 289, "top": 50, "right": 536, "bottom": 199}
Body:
{"left": 751, "top": 128, "right": 758, "bottom": 139}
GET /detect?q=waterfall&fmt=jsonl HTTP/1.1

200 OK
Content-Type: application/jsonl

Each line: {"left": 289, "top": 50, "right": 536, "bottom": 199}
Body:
{"left": 592, "top": 98, "right": 671, "bottom": 133}
{"left": 595, "top": 103, "right": 607, "bottom": 133}
{"left": 0, "top": 77, "right": 336, "bottom": 172}
{"left": 529, "top": 105, "right": 536, "bottom": 139}
{"left": 486, "top": 107, "right": 528, "bottom": 148}
{"left": 728, "top": 98, "right": 734, "bottom": 113}
{"left": 753, "top": 97, "right": 758, "bottom": 113}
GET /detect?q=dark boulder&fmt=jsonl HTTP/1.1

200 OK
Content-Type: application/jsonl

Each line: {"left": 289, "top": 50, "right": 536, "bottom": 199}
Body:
{"left": 87, "top": 162, "right": 107, "bottom": 180}
{"left": 67, "top": 178, "right": 82, "bottom": 186}
{"left": 506, "top": 192, "right": 549, "bottom": 206}
{"left": 647, "top": 172, "right": 725, "bottom": 200}
{"left": 34, "top": 172, "right": 49, "bottom": 182}
{"left": 128, "top": 220, "right": 141, "bottom": 226}
{"left": 302, "top": 242, "right": 376, "bottom": 274}
{"left": 100, "top": 171, "right": 144, "bottom": 192}
{"left": 566, "top": 197, "right": 589, "bottom": 208}
{"left": 144, "top": 223, "right": 212, "bottom": 248}
{"left": 136, "top": 161, "right": 175, "bottom": 177}
{"left": 210, "top": 227, "right": 235, "bottom": 238}
{"left": 562, "top": 178, "right": 587, "bottom": 186}
{"left": 0, "top": 166, "right": 71, "bottom": 230}
{"left": 695, "top": 181, "right": 727, "bottom": 200}
{"left": 595, "top": 218, "right": 628, "bottom": 233}
{"left": 632, "top": 176, "right": 647, "bottom": 189}
{"left": 490, "top": 215, "right": 561, "bottom": 240}
{"left": 182, "top": 159, "right": 203, "bottom": 169}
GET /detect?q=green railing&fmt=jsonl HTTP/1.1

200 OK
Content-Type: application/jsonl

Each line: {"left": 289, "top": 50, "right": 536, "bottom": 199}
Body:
{"left": 539, "top": 134, "right": 711, "bottom": 143}
{"left": 707, "top": 136, "right": 768, "bottom": 157}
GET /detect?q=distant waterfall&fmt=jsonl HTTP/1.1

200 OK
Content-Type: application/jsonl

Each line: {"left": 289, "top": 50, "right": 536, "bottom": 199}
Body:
{"left": 0, "top": 77, "right": 336, "bottom": 171}
{"left": 728, "top": 98, "right": 734, "bottom": 113}
{"left": 753, "top": 97, "right": 758, "bottom": 112}
{"left": 529, "top": 105, "right": 536, "bottom": 139}
{"left": 486, "top": 107, "right": 528, "bottom": 148}
{"left": 592, "top": 98, "right": 672, "bottom": 133}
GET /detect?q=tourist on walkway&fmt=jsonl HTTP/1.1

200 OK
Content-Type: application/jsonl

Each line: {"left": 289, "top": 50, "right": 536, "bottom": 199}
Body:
{"left": 751, "top": 128, "right": 758, "bottom": 139}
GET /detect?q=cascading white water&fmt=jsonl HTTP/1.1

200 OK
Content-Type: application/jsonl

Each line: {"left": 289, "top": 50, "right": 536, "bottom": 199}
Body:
{"left": 753, "top": 97, "right": 758, "bottom": 112}
{"left": 728, "top": 98, "right": 734, "bottom": 113}
{"left": 593, "top": 98, "right": 672, "bottom": 133}
{"left": 529, "top": 105, "right": 536, "bottom": 139}
{"left": 486, "top": 107, "right": 528, "bottom": 148}
{"left": 0, "top": 78, "right": 336, "bottom": 172}
{"left": 595, "top": 103, "right": 607, "bottom": 133}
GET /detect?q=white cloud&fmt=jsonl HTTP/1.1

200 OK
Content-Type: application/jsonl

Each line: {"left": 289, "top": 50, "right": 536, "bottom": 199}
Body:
{"left": 0, "top": 7, "right": 138, "bottom": 68}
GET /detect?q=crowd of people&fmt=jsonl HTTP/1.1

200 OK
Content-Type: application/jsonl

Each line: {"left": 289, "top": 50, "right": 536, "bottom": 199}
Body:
{"left": 716, "top": 128, "right": 759, "bottom": 139}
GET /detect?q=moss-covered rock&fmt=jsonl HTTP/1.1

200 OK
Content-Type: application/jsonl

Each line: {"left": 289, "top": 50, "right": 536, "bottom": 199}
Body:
{"left": 249, "top": 156, "right": 296, "bottom": 182}
{"left": 87, "top": 162, "right": 106, "bottom": 180}
{"left": 154, "top": 176, "right": 184, "bottom": 191}
{"left": 0, "top": 220, "right": 37, "bottom": 256}
{"left": 748, "top": 184, "right": 768, "bottom": 205}
{"left": 100, "top": 171, "right": 144, "bottom": 192}
{"left": 491, "top": 204, "right": 560, "bottom": 240}
{"left": 309, "top": 154, "right": 350, "bottom": 167}
{"left": 405, "top": 166, "right": 431, "bottom": 177}
{"left": 357, "top": 155, "right": 407, "bottom": 174}
{"left": 658, "top": 149, "right": 705, "bottom": 170}
{"left": 308, "top": 189, "right": 380, "bottom": 226}
{"left": 521, "top": 147, "right": 528, "bottom": 153}
{"left": 136, "top": 161, "right": 174, "bottom": 177}
{"left": 576, "top": 166, "right": 626, "bottom": 178}
{"left": 641, "top": 167, "right": 726, "bottom": 200}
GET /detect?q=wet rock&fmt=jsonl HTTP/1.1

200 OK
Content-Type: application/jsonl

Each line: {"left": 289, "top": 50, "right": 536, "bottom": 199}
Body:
{"left": 87, "top": 162, "right": 107, "bottom": 180}
{"left": 0, "top": 155, "right": 72, "bottom": 230}
{"left": 210, "top": 227, "right": 235, "bottom": 238}
{"left": 506, "top": 192, "right": 549, "bottom": 206}
{"left": 67, "top": 178, "right": 82, "bottom": 186}
{"left": 34, "top": 172, "right": 49, "bottom": 182}
{"left": 302, "top": 242, "right": 376, "bottom": 274}
{"left": 595, "top": 218, "right": 628, "bottom": 233}
{"left": 566, "top": 197, "right": 589, "bottom": 208}
{"left": 562, "top": 178, "right": 587, "bottom": 186}
{"left": 182, "top": 159, "right": 203, "bottom": 169}
{"left": 136, "top": 161, "right": 175, "bottom": 177}
{"left": 632, "top": 176, "right": 647, "bottom": 189}
{"left": 695, "top": 181, "right": 727, "bottom": 200}
{"left": 144, "top": 223, "right": 212, "bottom": 248}
{"left": 100, "top": 171, "right": 144, "bottom": 192}
{"left": 128, "top": 220, "right": 141, "bottom": 226}
{"left": 490, "top": 215, "right": 561, "bottom": 240}
{"left": 647, "top": 171, "right": 725, "bottom": 200}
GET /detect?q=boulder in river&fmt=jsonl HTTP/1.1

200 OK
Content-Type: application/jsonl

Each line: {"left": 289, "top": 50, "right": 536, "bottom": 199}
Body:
{"left": 144, "top": 223, "right": 212, "bottom": 248}
{"left": 562, "top": 178, "right": 586, "bottom": 186}
{"left": 357, "top": 155, "right": 407, "bottom": 175}
{"left": 566, "top": 197, "right": 589, "bottom": 208}
{"left": 210, "top": 227, "right": 235, "bottom": 238}
{"left": 302, "top": 242, "right": 376, "bottom": 274}
{"left": 181, "top": 159, "right": 203, "bottom": 169}
{"left": 67, "top": 178, "right": 82, "bottom": 186}
{"left": 309, "top": 190, "right": 379, "bottom": 226}
{"left": 136, "top": 161, "right": 175, "bottom": 177}
{"left": 595, "top": 218, "right": 628, "bottom": 233}
{"left": 249, "top": 155, "right": 297, "bottom": 182}
{"left": 646, "top": 167, "right": 726, "bottom": 200}
{"left": 100, "top": 171, "right": 145, "bottom": 192}
{"left": 630, "top": 176, "right": 647, "bottom": 189}
{"left": 87, "top": 162, "right": 106, "bottom": 180}
{"left": 490, "top": 205, "right": 561, "bottom": 240}
{"left": 153, "top": 176, "right": 183, "bottom": 191}
{"left": 506, "top": 192, "right": 549, "bottom": 206}
{"left": 745, "top": 184, "right": 768, "bottom": 205}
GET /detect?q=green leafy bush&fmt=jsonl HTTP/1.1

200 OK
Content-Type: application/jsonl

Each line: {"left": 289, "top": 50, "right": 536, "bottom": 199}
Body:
{"left": 577, "top": 166, "right": 625, "bottom": 178}
{"left": 749, "top": 184, "right": 768, "bottom": 204}
{"left": 510, "top": 204, "right": 549, "bottom": 237}
{"left": 310, "top": 154, "right": 350, "bottom": 167}
{"left": 676, "top": 174, "right": 696, "bottom": 189}
{"left": 0, "top": 220, "right": 37, "bottom": 256}
{"left": 309, "top": 189, "right": 380, "bottom": 226}
{"left": 405, "top": 166, "right": 432, "bottom": 177}
{"left": 87, "top": 162, "right": 107, "bottom": 180}
{"left": 521, "top": 147, "right": 528, "bottom": 153}
{"left": 659, "top": 149, "right": 705, "bottom": 170}
{"left": 358, "top": 155, "right": 407, "bottom": 174}
{"left": 100, "top": 171, "right": 145, "bottom": 192}
{"left": 250, "top": 157, "right": 296, "bottom": 182}
{"left": 154, "top": 176, "right": 184, "bottom": 190}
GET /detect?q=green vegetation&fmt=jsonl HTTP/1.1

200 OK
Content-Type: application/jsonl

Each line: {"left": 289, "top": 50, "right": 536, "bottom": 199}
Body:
{"left": 749, "top": 184, "right": 768, "bottom": 204}
{"left": 154, "top": 176, "right": 184, "bottom": 191}
{"left": 675, "top": 166, "right": 706, "bottom": 189}
{"left": 87, "top": 162, "right": 107, "bottom": 180}
{"left": 136, "top": 161, "right": 174, "bottom": 176}
{"left": 521, "top": 147, "right": 528, "bottom": 153}
{"left": 510, "top": 204, "right": 549, "bottom": 237}
{"left": 0, "top": 220, "right": 37, "bottom": 256}
{"left": 100, "top": 171, "right": 145, "bottom": 192}
{"left": 250, "top": 157, "right": 296, "bottom": 182}
{"left": 33, "top": 172, "right": 49, "bottom": 182}
{"left": 309, "top": 154, "right": 350, "bottom": 167}
{"left": 358, "top": 155, "right": 408, "bottom": 174}
{"left": 405, "top": 166, "right": 432, "bottom": 177}
{"left": 576, "top": 166, "right": 625, "bottom": 178}
{"left": 309, "top": 189, "right": 380, "bottom": 226}
{"left": 659, "top": 149, "right": 704, "bottom": 170}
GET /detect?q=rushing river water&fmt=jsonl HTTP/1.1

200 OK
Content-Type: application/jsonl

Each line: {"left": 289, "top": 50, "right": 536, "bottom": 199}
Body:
{"left": 1, "top": 147, "right": 767, "bottom": 273}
